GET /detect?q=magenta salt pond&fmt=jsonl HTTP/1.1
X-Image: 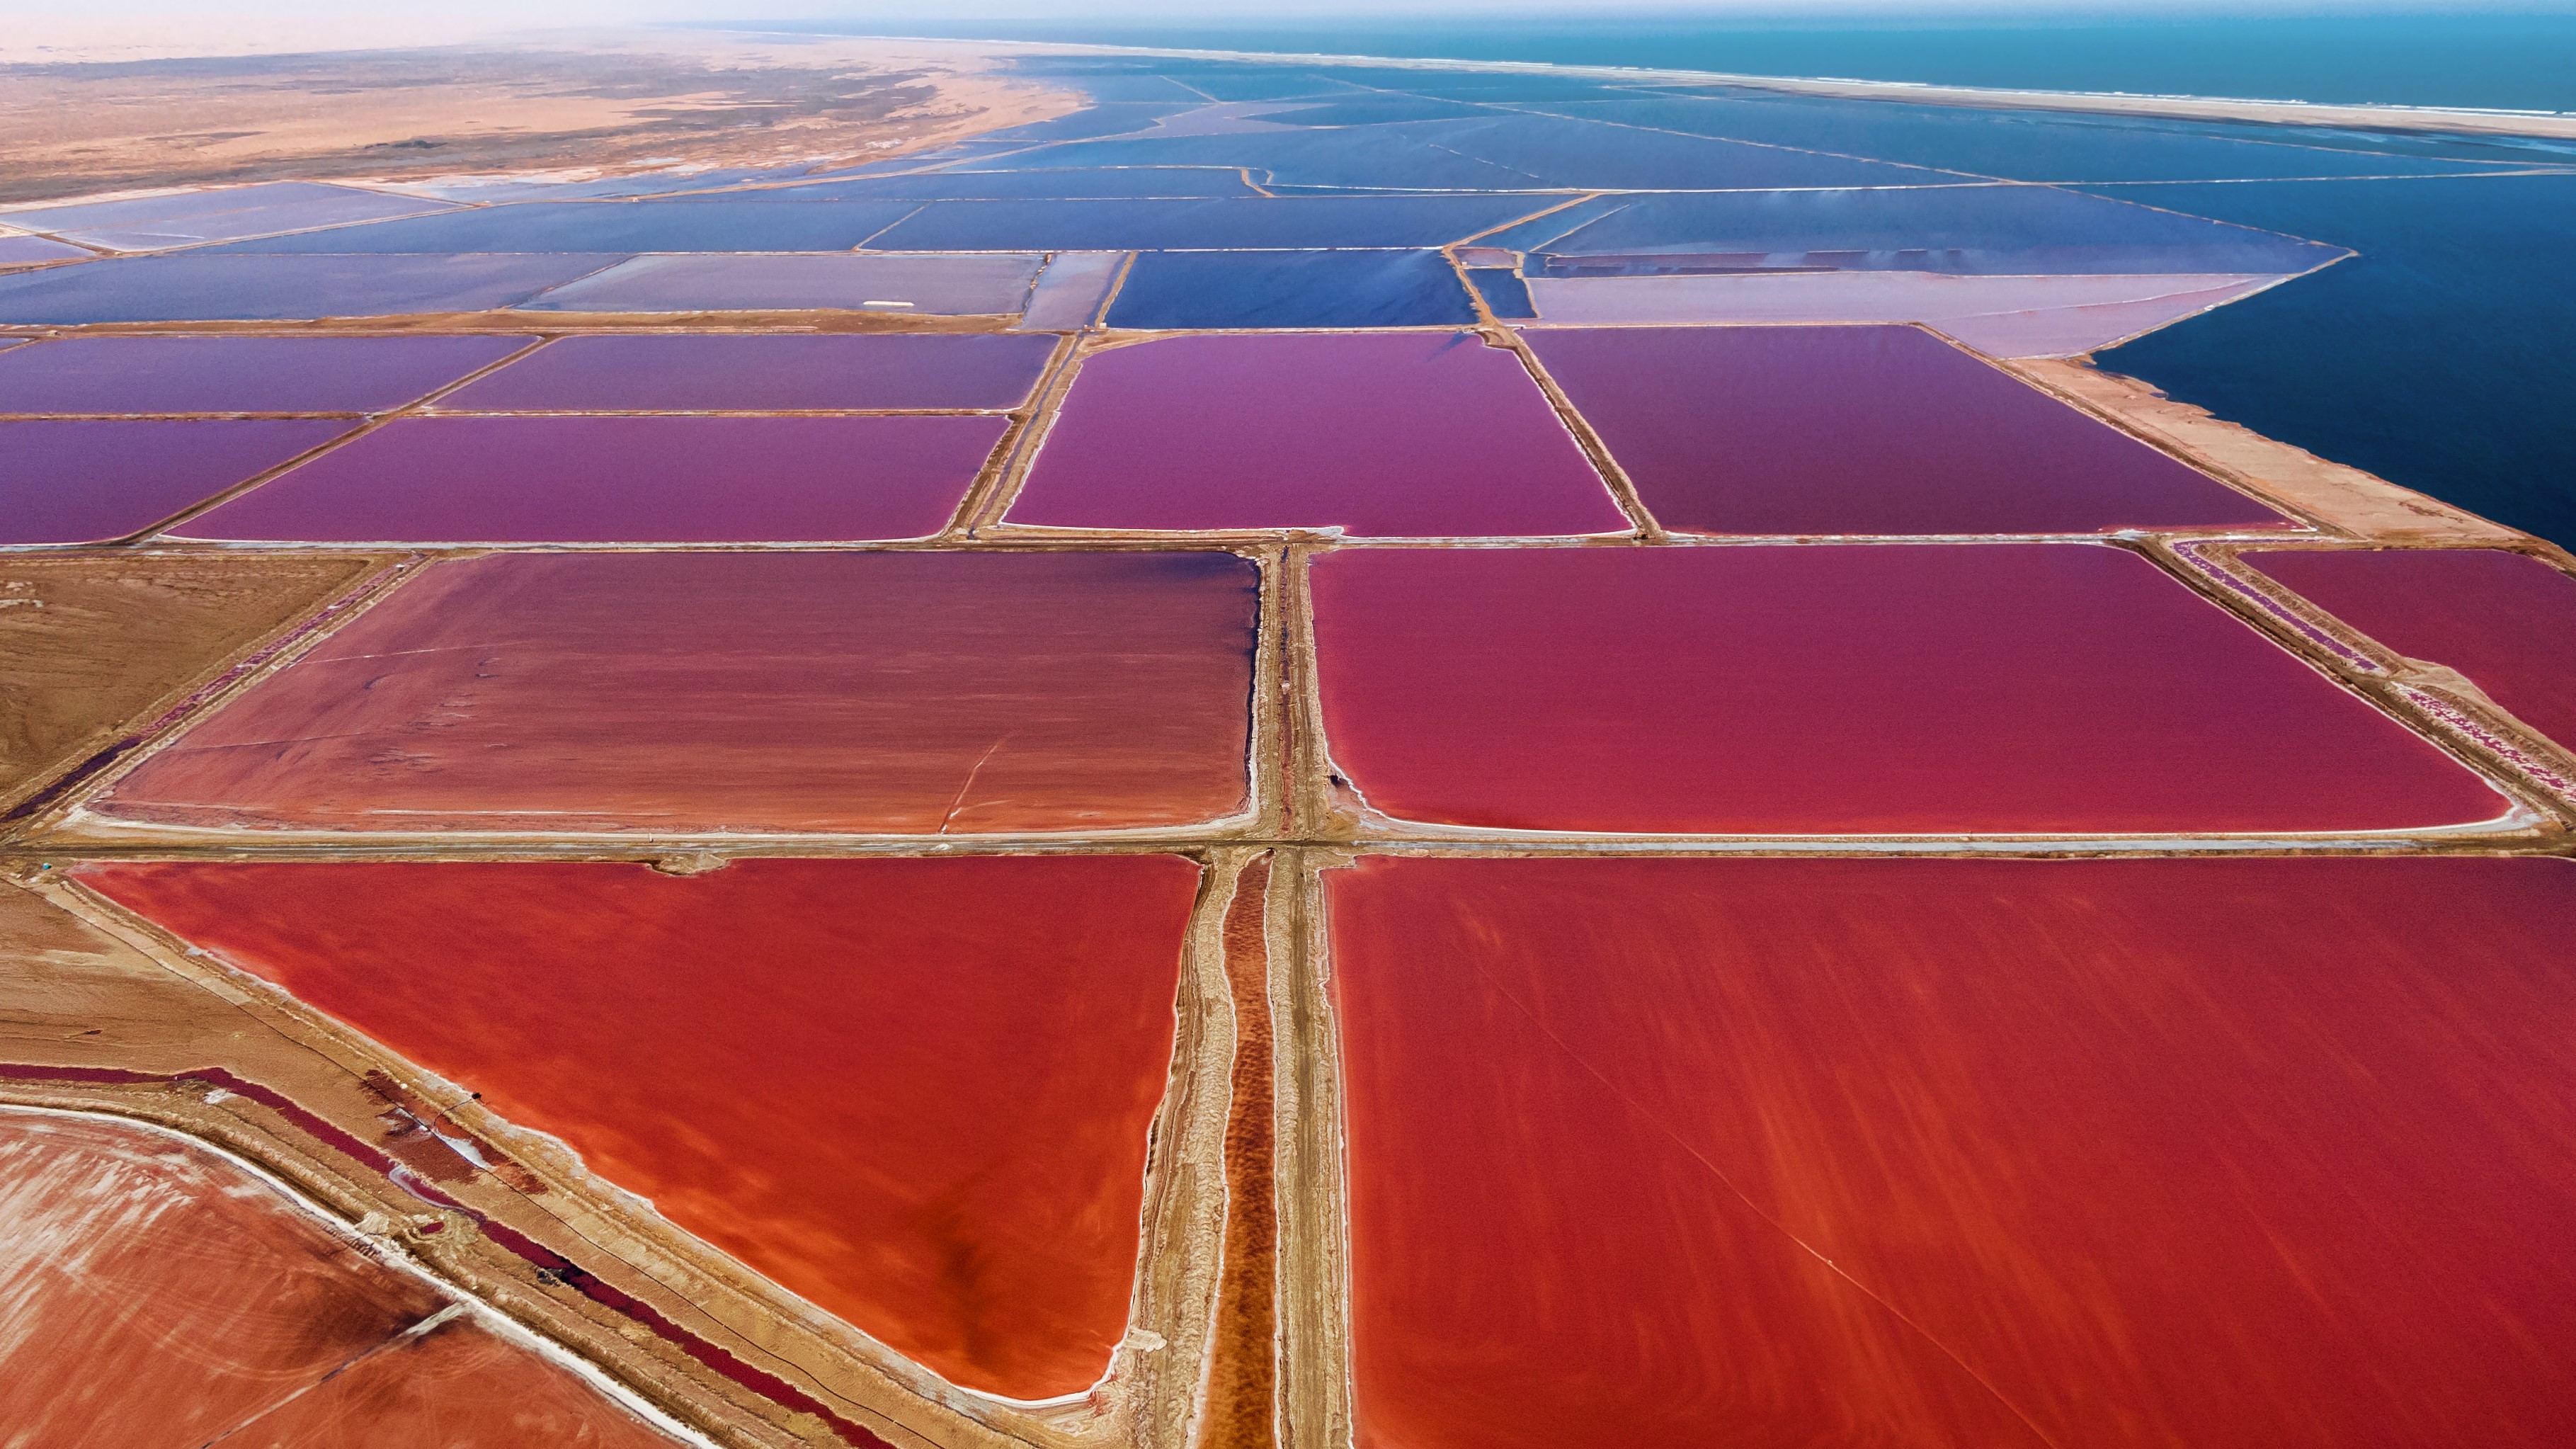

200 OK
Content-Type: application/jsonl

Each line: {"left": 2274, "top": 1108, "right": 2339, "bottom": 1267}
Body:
{"left": 1005, "top": 331, "right": 1629, "bottom": 537}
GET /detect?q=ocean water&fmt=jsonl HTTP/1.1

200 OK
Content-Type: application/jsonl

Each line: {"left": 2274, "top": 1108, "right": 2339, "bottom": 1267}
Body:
{"left": 787, "top": 15, "right": 2576, "bottom": 114}
{"left": 2092, "top": 173, "right": 2576, "bottom": 549}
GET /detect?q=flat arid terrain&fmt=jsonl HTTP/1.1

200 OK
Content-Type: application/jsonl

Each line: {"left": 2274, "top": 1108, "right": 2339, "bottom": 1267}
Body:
{"left": 0, "top": 32, "right": 1077, "bottom": 204}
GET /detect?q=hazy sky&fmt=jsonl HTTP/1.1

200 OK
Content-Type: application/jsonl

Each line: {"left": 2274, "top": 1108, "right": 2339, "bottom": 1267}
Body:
{"left": 6, "top": 0, "right": 2570, "bottom": 64}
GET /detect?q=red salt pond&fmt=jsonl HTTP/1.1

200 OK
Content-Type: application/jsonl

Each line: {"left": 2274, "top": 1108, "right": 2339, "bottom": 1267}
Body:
{"left": 234, "top": 1314, "right": 685, "bottom": 1448}
{"left": 176, "top": 415, "right": 1005, "bottom": 543}
{"left": 0, "top": 334, "right": 528, "bottom": 415}
{"left": 1306, "top": 544, "right": 2507, "bottom": 834}
{"left": 1004, "top": 331, "right": 1629, "bottom": 537}
{"left": 95, "top": 550, "right": 1255, "bottom": 835}
{"left": 1522, "top": 324, "right": 2287, "bottom": 535}
{"left": 0, "top": 1108, "right": 677, "bottom": 1448}
{"left": 79, "top": 854, "right": 1204, "bottom": 1402}
{"left": 2246, "top": 547, "right": 2576, "bottom": 752}
{"left": 1, "top": 419, "right": 351, "bottom": 544}
{"left": 1326, "top": 854, "right": 2576, "bottom": 1449}
{"left": 438, "top": 332, "right": 1059, "bottom": 412}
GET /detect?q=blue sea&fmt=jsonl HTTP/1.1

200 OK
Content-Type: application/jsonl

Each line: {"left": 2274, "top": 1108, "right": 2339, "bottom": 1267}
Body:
{"left": 2089, "top": 174, "right": 2576, "bottom": 552}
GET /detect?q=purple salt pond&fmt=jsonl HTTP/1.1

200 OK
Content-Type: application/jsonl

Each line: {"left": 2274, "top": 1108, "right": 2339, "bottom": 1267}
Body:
{"left": 517, "top": 254, "right": 1046, "bottom": 315}
{"left": 177, "top": 415, "right": 1005, "bottom": 543}
{"left": 0, "top": 335, "right": 530, "bottom": 414}
{"left": 1, "top": 181, "right": 454, "bottom": 251}
{"left": 0, "top": 233, "right": 92, "bottom": 266}
{"left": 0, "top": 254, "right": 625, "bottom": 325}
{"left": 439, "top": 333, "right": 1057, "bottom": 412}
{"left": 0, "top": 419, "right": 355, "bottom": 544}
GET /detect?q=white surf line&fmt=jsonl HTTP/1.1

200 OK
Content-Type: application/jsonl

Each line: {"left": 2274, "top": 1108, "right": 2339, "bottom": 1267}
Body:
{"left": 736, "top": 30, "right": 2576, "bottom": 141}
{"left": 2075, "top": 168, "right": 2576, "bottom": 186}
{"left": 1573, "top": 79, "right": 2568, "bottom": 169}
{"left": 1488, "top": 98, "right": 2573, "bottom": 188}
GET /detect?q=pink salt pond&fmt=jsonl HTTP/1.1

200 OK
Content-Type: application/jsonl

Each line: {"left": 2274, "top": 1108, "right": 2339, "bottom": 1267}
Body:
{"left": 2247, "top": 547, "right": 2576, "bottom": 754}
{"left": 1, "top": 419, "right": 353, "bottom": 544}
{"left": 176, "top": 415, "right": 1005, "bottom": 543}
{"left": 1308, "top": 542, "right": 2511, "bottom": 836}
{"left": 437, "top": 332, "right": 1059, "bottom": 413}
{"left": 1524, "top": 324, "right": 2289, "bottom": 535}
{"left": 1004, "top": 331, "right": 1630, "bottom": 537}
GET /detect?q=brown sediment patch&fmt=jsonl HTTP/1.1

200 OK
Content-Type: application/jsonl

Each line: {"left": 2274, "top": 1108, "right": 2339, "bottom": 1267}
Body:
{"left": 1270, "top": 852, "right": 1355, "bottom": 1449}
{"left": 2010, "top": 357, "right": 2522, "bottom": 542}
{"left": 0, "top": 880, "right": 351, "bottom": 1083}
{"left": 0, "top": 35, "right": 1081, "bottom": 206}
{"left": 1263, "top": 549, "right": 1303, "bottom": 841}
{"left": 1200, "top": 853, "right": 1277, "bottom": 1449}
{"left": 0, "top": 551, "right": 381, "bottom": 815}
{"left": 1276, "top": 547, "right": 1363, "bottom": 846}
